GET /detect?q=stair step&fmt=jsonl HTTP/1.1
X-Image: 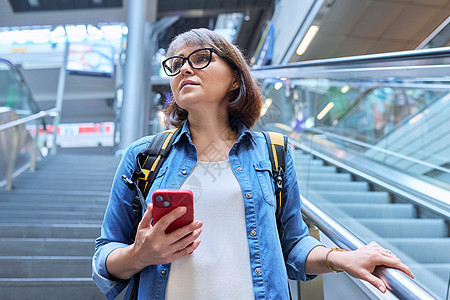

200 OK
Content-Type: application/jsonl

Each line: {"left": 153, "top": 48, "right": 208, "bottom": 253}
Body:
{"left": 319, "top": 203, "right": 414, "bottom": 218}
{"left": 0, "top": 278, "right": 105, "bottom": 300}
{"left": 315, "top": 191, "right": 390, "bottom": 203}
{"left": 18, "top": 173, "right": 115, "bottom": 180}
{"left": 358, "top": 219, "right": 446, "bottom": 238}
{"left": 14, "top": 177, "right": 114, "bottom": 185}
{"left": 0, "top": 256, "right": 92, "bottom": 278}
{"left": 300, "top": 181, "right": 368, "bottom": 191}
{"left": 10, "top": 183, "right": 112, "bottom": 192}
{"left": 0, "top": 219, "right": 102, "bottom": 224}
{"left": 0, "top": 238, "right": 95, "bottom": 256}
{"left": 1, "top": 194, "right": 108, "bottom": 202}
{"left": 0, "top": 210, "right": 104, "bottom": 221}
{"left": 382, "top": 238, "right": 450, "bottom": 263}
{"left": 0, "top": 203, "right": 107, "bottom": 212}
{"left": 25, "top": 170, "right": 117, "bottom": 176}
{"left": 0, "top": 224, "right": 101, "bottom": 238}
{"left": 1, "top": 189, "right": 110, "bottom": 197}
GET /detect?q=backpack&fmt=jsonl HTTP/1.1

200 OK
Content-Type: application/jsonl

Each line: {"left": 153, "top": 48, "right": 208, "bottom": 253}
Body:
{"left": 122, "top": 128, "right": 288, "bottom": 300}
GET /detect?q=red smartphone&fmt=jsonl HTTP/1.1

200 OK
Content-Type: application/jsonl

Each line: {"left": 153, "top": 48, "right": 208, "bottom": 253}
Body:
{"left": 152, "top": 189, "right": 194, "bottom": 233}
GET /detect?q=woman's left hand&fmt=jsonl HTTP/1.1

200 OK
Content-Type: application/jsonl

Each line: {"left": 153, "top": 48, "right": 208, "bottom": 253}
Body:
{"left": 328, "top": 241, "right": 414, "bottom": 293}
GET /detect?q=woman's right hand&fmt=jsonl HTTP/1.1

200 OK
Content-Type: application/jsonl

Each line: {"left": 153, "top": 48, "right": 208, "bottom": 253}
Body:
{"left": 131, "top": 203, "right": 203, "bottom": 268}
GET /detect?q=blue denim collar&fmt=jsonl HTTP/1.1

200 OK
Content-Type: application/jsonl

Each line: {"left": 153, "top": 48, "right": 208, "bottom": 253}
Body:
{"left": 172, "top": 119, "right": 256, "bottom": 146}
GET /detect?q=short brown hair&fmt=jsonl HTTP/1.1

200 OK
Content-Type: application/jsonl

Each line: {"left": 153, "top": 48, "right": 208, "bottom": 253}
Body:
{"left": 164, "top": 28, "right": 262, "bottom": 129}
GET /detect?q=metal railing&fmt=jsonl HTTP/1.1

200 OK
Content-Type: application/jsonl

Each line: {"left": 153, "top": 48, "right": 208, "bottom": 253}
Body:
{"left": 300, "top": 194, "right": 437, "bottom": 300}
{"left": 0, "top": 108, "right": 59, "bottom": 190}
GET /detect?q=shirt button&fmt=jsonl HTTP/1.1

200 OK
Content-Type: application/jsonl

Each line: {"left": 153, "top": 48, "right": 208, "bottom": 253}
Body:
{"left": 250, "top": 230, "right": 257, "bottom": 237}
{"left": 246, "top": 192, "right": 252, "bottom": 198}
{"left": 181, "top": 170, "right": 187, "bottom": 175}
{"left": 236, "top": 167, "right": 242, "bottom": 171}
{"left": 161, "top": 269, "right": 167, "bottom": 276}
{"left": 255, "top": 268, "right": 261, "bottom": 275}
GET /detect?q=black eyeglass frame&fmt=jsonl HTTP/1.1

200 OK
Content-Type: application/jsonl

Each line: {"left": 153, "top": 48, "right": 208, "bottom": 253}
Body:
{"left": 162, "top": 48, "right": 233, "bottom": 76}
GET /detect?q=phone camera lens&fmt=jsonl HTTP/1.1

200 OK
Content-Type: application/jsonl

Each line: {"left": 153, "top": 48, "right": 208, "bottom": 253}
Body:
{"left": 163, "top": 201, "right": 170, "bottom": 207}
{"left": 156, "top": 196, "right": 163, "bottom": 202}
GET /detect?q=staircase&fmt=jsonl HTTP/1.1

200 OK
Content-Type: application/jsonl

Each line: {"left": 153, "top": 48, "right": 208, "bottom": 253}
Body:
{"left": 293, "top": 150, "right": 450, "bottom": 300}
{"left": 0, "top": 154, "right": 120, "bottom": 300}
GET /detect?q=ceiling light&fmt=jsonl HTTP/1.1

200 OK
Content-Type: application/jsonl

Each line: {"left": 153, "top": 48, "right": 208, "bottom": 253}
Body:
{"left": 296, "top": 25, "right": 319, "bottom": 56}
{"left": 28, "top": 0, "right": 40, "bottom": 7}
{"left": 260, "top": 98, "right": 273, "bottom": 117}
{"left": 317, "top": 102, "right": 334, "bottom": 120}
{"left": 409, "top": 113, "right": 423, "bottom": 125}
{"left": 274, "top": 82, "right": 283, "bottom": 90}
{"left": 340, "top": 85, "right": 350, "bottom": 93}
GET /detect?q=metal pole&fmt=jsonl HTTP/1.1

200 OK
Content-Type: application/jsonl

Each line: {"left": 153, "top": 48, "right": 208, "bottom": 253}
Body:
{"left": 118, "top": 0, "right": 151, "bottom": 150}
{"left": 144, "top": 16, "right": 179, "bottom": 136}
{"left": 6, "top": 127, "right": 19, "bottom": 190}
{"left": 51, "top": 42, "right": 68, "bottom": 155}
{"left": 30, "top": 119, "right": 38, "bottom": 172}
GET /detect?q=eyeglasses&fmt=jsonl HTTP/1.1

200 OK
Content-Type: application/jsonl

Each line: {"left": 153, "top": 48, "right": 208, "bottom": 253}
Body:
{"left": 162, "top": 48, "right": 229, "bottom": 77}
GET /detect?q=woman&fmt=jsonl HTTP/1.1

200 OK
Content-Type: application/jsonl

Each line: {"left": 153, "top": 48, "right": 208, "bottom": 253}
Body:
{"left": 93, "top": 28, "right": 413, "bottom": 299}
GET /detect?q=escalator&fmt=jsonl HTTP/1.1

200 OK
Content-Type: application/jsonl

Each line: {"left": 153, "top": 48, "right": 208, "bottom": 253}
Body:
{"left": 253, "top": 47, "right": 450, "bottom": 299}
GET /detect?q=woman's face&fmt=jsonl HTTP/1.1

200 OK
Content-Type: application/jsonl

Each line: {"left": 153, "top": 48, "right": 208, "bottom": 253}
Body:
{"left": 169, "top": 46, "right": 237, "bottom": 113}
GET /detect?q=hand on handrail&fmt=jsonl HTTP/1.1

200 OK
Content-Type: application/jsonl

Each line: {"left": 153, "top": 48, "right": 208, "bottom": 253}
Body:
{"left": 326, "top": 241, "right": 414, "bottom": 293}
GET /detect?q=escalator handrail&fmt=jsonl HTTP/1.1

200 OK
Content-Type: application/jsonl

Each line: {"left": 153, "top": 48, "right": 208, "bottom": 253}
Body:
{"left": 0, "top": 108, "right": 58, "bottom": 132}
{"left": 308, "top": 127, "right": 450, "bottom": 175}
{"left": 300, "top": 194, "right": 438, "bottom": 300}
{"left": 0, "top": 58, "right": 41, "bottom": 115}
{"left": 253, "top": 46, "right": 450, "bottom": 70}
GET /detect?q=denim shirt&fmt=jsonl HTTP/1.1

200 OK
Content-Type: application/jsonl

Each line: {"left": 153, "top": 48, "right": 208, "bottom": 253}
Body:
{"left": 93, "top": 121, "right": 323, "bottom": 300}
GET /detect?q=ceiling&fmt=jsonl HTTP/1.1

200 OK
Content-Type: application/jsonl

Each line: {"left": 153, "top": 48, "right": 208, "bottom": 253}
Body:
{"left": 1, "top": 0, "right": 274, "bottom": 55}
{"left": 1, "top": 0, "right": 449, "bottom": 129}
{"left": 289, "top": 0, "right": 450, "bottom": 62}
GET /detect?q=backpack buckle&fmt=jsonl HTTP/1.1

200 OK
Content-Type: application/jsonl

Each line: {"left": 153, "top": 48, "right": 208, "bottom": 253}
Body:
{"left": 122, "top": 175, "right": 137, "bottom": 191}
{"left": 274, "top": 167, "right": 284, "bottom": 193}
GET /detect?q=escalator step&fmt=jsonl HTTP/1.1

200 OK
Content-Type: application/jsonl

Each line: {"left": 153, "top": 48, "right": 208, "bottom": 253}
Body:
{"left": 296, "top": 166, "right": 337, "bottom": 173}
{"left": 300, "top": 181, "right": 368, "bottom": 192}
{"left": 357, "top": 219, "right": 446, "bottom": 238}
{"left": 409, "top": 263, "right": 450, "bottom": 282}
{"left": 297, "top": 173, "right": 351, "bottom": 182}
{"left": 314, "top": 191, "right": 389, "bottom": 203}
{"left": 319, "top": 203, "right": 414, "bottom": 218}
{"left": 383, "top": 238, "right": 450, "bottom": 263}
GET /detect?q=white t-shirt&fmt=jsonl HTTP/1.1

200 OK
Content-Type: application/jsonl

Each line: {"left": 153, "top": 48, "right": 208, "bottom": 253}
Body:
{"left": 165, "top": 160, "right": 255, "bottom": 300}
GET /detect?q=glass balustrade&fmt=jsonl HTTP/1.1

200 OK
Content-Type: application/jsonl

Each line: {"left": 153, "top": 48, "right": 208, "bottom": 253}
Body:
{"left": 253, "top": 48, "right": 450, "bottom": 299}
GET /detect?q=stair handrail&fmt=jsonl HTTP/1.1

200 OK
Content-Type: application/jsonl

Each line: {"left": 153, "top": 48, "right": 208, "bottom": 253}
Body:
{"left": 0, "top": 108, "right": 59, "bottom": 190}
{"left": 300, "top": 193, "right": 437, "bottom": 300}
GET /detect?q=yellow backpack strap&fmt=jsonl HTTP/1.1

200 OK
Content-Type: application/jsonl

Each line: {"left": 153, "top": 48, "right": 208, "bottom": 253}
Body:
{"left": 122, "top": 128, "right": 180, "bottom": 241}
{"left": 135, "top": 127, "right": 179, "bottom": 197}
{"left": 262, "top": 131, "right": 288, "bottom": 239}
